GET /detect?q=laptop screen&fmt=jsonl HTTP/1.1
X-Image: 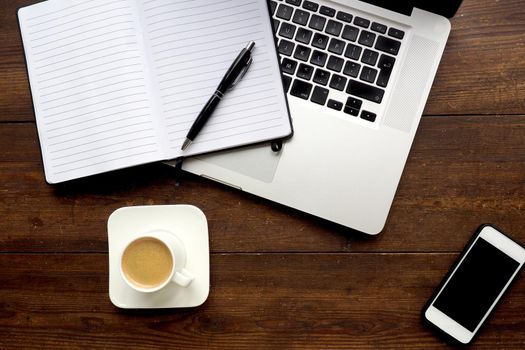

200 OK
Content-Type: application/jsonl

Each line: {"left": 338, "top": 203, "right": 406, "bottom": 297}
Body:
{"left": 360, "top": 0, "right": 463, "bottom": 18}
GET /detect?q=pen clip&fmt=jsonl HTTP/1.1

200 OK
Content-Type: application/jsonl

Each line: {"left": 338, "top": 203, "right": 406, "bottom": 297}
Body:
{"left": 229, "top": 57, "right": 252, "bottom": 90}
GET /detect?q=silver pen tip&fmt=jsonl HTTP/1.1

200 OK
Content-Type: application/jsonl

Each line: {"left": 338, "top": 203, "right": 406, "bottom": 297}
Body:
{"left": 181, "top": 138, "right": 192, "bottom": 151}
{"left": 246, "top": 41, "right": 255, "bottom": 52}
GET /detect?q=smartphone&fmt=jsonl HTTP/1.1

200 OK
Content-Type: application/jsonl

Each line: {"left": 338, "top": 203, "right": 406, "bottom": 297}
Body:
{"left": 423, "top": 224, "right": 525, "bottom": 344}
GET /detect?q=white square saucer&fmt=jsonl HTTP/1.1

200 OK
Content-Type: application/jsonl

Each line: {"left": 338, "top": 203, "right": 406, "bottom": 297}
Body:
{"left": 108, "top": 205, "right": 209, "bottom": 309}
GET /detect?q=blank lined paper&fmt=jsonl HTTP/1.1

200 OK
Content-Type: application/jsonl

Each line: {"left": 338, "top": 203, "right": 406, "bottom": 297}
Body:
{"left": 19, "top": 0, "right": 160, "bottom": 183}
{"left": 18, "top": 0, "right": 291, "bottom": 182}
{"left": 140, "top": 0, "right": 291, "bottom": 157}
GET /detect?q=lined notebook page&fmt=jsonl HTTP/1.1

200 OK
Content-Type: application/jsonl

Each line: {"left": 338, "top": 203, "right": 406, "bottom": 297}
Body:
{"left": 18, "top": 0, "right": 162, "bottom": 183}
{"left": 139, "top": 0, "right": 291, "bottom": 157}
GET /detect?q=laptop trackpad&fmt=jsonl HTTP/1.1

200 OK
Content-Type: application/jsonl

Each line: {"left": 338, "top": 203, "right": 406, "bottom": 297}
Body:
{"left": 194, "top": 143, "right": 282, "bottom": 183}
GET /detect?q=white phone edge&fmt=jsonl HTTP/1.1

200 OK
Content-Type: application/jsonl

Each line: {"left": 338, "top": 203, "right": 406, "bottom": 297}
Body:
{"left": 424, "top": 225, "right": 525, "bottom": 344}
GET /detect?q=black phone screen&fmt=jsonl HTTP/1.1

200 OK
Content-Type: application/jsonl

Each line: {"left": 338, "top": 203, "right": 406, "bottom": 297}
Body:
{"left": 433, "top": 238, "right": 520, "bottom": 331}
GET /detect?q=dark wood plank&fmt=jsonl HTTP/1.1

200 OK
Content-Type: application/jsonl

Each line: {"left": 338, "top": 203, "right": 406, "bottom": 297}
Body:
{"left": 1, "top": 0, "right": 525, "bottom": 122}
{"left": 1, "top": 116, "right": 524, "bottom": 253}
{"left": 0, "top": 0, "right": 35, "bottom": 122}
{"left": 0, "top": 253, "right": 524, "bottom": 349}
{"left": 425, "top": 0, "right": 525, "bottom": 115}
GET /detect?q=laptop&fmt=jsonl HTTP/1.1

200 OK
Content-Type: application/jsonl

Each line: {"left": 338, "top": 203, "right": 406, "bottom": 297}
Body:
{"left": 176, "top": 0, "right": 463, "bottom": 235}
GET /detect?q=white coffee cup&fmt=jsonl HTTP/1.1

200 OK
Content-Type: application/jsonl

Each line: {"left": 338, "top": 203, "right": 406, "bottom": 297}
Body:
{"left": 119, "top": 230, "right": 194, "bottom": 293}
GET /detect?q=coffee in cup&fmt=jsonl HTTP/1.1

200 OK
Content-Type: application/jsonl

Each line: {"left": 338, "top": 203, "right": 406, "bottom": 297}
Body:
{"left": 121, "top": 237, "right": 173, "bottom": 289}
{"left": 119, "top": 231, "right": 194, "bottom": 293}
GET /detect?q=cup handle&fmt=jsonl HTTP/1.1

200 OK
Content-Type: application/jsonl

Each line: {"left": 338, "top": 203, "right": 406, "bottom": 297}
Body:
{"left": 172, "top": 268, "right": 194, "bottom": 287}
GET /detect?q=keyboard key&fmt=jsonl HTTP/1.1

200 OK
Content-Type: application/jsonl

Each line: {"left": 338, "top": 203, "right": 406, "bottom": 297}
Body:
{"left": 282, "top": 74, "right": 292, "bottom": 93}
{"left": 346, "top": 80, "right": 384, "bottom": 103}
{"left": 272, "top": 19, "right": 280, "bottom": 34}
{"left": 346, "top": 97, "right": 362, "bottom": 109}
{"left": 270, "top": 1, "right": 277, "bottom": 16}
{"left": 310, "top": 50, "right": 328, "bottom": 66}
{"left": 344, "top": 43, "right": 361, "bottom": 60}
{"left": 388, "top": 27, "right": 405, "bottom": 39}
{"left": 344, "top": 105, "right": 359, "bottom": 116}
{"left": 360, "top": 110, "right": 377, "bottom": 122}
{"left": 327, "top": 99, "right": 343, "bottom": 111}
{"left": 320, "top": 5, "right": 336, "bottom": 17}
{"left": 376, "top": 74, "right": 391, "bottom": 90}
{"left": 297, "top": 63, "right": 314, "bottom": 80}
{"left": 281, "top": 58, "right": 298, "bottom": 75}
{"left": 329, "top": 74, "right": 347, "bottom": 91}
{"left": 371, "top": 22, "right": 387, "bottom": 34}
{"left": 295, "top": 27, "right": 313, "bottom": 44}
{"left": 343, "top": 61, "right": 360, "bottom": 77}
{"left": 285, "top": 0, "right": 301, "bottom": 6}
{"left": 342, "top": 25, "right": 359, "bottom": 41}
{"left": 336, "top": 11, "right": 353, "bottom": 23}
{"left": 354, "top": 16, "right": 370, "bottom": 28}
{"left": 326, "top": 55, "right": 344, "bottom": 72}
{"left": 325, "top": 19, "right": 343, "bottom": 36}
{"left": 311, "top": 86, "right": 329, "bottom": 105}
{"left": 375, "top": 35, "right": 401, "bottom": 55}
{"left": 292, "top": 9, "right": 310, "bottom": 26}
{"left": 279, "top": 22, "right": 297, "bottom": 39}
{"left": 290, "top": 79, "right": 313, "bottom": 99}
{"left": 328, "top": 38, "right": 345, "bottom": 55}
{"left": 313, "top": 68, "right": 330, "bottom": 85}
{"left": 309, "top": 14, "right": 326, "bottom": 31}
{"left": 359, "top": 66, "right": 377, "bottom": 83}
{"left": 302, "top": 0, "right": 319, "bottom": 11}
{"left": 294, "top": 44, "right": 311, "bottom": 61}
{"left": 378, "top": 54, "right": 395, "bottom": 70}
{"left": 276, "top": 4, "right": 293, "bottom": 20}
{"left": 361, "top": 49, "right": 378, "bottom": 65}
{"left": 358, "top": 30, "right": 376, "bottom": 47}
{"left": 376, "top": 54, "right": 395, "bottom": 87}
{"left": 312, "top": 32, "right": 329, "bottom": 49}
{"left": 278, "top": 39, "right": 295, "bottom": 56}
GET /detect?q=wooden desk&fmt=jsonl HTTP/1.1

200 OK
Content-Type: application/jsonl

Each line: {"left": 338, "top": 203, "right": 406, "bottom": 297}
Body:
{"left": 1, "top": 0, "right": 524, "bottom": 348}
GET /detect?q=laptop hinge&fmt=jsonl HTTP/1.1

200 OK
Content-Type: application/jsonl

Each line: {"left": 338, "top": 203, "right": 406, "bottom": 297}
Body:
{"left": 359, "top": 0, "right": 413, "bottom": 16}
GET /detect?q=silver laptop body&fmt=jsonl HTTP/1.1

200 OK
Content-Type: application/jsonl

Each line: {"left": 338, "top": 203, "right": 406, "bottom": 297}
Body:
{"left": 177, "top": 0, "right": 458, "bottom": 234}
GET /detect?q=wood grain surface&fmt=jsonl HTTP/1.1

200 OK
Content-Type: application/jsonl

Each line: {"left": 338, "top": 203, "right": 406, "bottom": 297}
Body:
{"left": 1, "top": 253, "right": 524, "bottom": 349}
{"left": 1, "top": 0, "right": 524, "bottom": 348}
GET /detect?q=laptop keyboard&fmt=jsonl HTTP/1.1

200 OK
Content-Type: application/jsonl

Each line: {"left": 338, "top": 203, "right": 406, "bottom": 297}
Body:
{"left": 270, "top": 0, "right": 404, "bottom": 123}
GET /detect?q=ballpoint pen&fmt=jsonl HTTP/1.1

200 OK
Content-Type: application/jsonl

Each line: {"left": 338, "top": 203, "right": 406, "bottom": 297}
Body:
{"left": 181, "top": 41, "right": 255, "bottom": 151}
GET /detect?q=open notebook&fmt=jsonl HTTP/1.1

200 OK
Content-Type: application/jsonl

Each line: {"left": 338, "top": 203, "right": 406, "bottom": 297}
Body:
{"left": 18, "top": 0, "right": 291, "bottom": 184}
